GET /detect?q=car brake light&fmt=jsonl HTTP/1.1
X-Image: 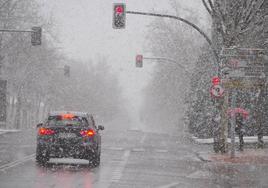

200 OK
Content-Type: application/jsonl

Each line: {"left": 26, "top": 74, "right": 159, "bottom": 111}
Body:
{"left": 38, "top": 127, "right": 55, "bottom": 135}
{"left": 80, "top": 129, "right": 95, "bottom": 137}
{"left": 61, "top": 114, "right": 74, "bottom": 120}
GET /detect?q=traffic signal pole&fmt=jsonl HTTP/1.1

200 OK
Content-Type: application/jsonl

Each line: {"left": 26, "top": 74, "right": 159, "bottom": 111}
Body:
{"left": 0, "top": 27, "right": 42, "bottom": 46}
{"left": 126, "top": 11, "right": 220, "bottom": 69}
{"left": 143, "top": 57, "right": 191, "bottom": 76}
{"left": 126, "top": 10, "right": 228, "bottom": 153}
{"left": 0, "top": 29, "right": 32, "bottom": 33}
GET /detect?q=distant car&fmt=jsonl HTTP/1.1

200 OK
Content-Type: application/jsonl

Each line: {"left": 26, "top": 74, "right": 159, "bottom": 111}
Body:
{"left": 36, "top": 111, "right": 104, "bottom": 166}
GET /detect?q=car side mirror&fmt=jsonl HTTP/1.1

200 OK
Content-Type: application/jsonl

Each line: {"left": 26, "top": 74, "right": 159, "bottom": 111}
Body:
{"left": 36, "top": 123, "right": 43, "bottom": 128}
{"left": 98, "top": 125, "right": 104, "bottom": 131}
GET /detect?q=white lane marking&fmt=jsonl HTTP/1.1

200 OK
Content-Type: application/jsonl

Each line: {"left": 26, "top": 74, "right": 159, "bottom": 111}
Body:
{"left": 131, "top": 148, "right": 145, "bottom": 152}
{"left": 128, "top": 128, "right": 141, "bottom": 132}
{"left": 0, "top": 153, "right": 35, "bottom": 171}
{"left": 111, "top": 150, "right": 130, "bottom": 182}
{"left": 158, "top": 182, "right": 180, "bottom": 188}
{"left": 186, "top": 170, "right": 212, "bottom": 179}
{"left": 155, "top": 149, "right": 168, "bottom": 153}
{"left": 105, "top": 147, "right": 124, "bottom": 151}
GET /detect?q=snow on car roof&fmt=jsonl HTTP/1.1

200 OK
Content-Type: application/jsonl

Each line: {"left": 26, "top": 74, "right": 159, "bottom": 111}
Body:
{"left": 48, "top": 111, "right": 92, "bottom": 117}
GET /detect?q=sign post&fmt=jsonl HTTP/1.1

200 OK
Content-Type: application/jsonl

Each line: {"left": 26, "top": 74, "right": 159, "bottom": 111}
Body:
{"left": 220, "top": 47, "right": 266, "bottom": 157}
{"left": 0, "top": 80, "right": 7, "bottom": 127}
{"left": 230, "top": 89, "right": 236, "bottom": 158}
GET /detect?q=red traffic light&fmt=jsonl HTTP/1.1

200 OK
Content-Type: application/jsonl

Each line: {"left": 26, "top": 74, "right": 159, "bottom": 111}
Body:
{"left": 136, "top": 55, "right": 143, "bottom": 68}
{"left": 136, "top": 55, "right": 143, "bottom": 62}
{"left": 212, "top": 76, "right": 220, "bottom": 85}
{"left": 115, "top": 5, "right": 124, "bottom": 14}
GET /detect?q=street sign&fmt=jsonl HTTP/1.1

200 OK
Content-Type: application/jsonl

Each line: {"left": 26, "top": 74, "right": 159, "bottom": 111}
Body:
{"left": 220, "top": 48, "right": 266, "bottom": 79}
{"left": 210, "top": 85, "right": 224, "bottom": 98}
{"left": 222, "top": 78, "right": 265, "bottom": 89}
{"left": 220, "top": 48, "right": 266, "bottom": 89}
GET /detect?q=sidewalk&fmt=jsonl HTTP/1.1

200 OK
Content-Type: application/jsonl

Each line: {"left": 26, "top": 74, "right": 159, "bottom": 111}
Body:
{"left": 0, "top": 128, "right": 21, "bottom": 135}
{"left": 192, "top": 135, "right": 268, "bottom": 144}
{"left": 197, "top": 148, "right": 268, "bottom": 165}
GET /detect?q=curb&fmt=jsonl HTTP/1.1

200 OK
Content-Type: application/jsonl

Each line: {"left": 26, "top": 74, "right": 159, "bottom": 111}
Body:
{"left": 197, "top": 150, "right": 268, "bottom": 165}
{"left": 194, "top": 152, "right": 211, "bottom": 162}
{"left": 191, "top": 135, "right": 268, "bottom": 145}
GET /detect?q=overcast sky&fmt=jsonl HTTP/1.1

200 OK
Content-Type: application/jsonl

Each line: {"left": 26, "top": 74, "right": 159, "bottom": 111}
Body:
{"left": 40, "top": 0, "right": 207, "bottom": 121}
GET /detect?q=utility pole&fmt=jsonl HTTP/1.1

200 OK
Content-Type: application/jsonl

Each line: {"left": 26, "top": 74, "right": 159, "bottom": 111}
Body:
{"left": 126, "top": 11, "right": 220, "bottom": 68}
{"left": 0, "top": 48, "right": 6, "bottom": 128}
{"left": 0, "top": 79, "right": 7, "bottom": 128}
{"left": 141, "top": 56, "right": 191, "bottom": 76}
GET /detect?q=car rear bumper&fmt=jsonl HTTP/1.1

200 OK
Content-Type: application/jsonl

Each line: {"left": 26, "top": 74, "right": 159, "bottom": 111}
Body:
{"left": 37, "top": 142, "right": 96, "bottom": 159}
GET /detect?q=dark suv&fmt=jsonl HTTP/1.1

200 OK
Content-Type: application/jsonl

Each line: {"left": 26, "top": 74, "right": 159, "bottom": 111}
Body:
{"left": 36, "top": 111, "right": 104, "bottom": 166}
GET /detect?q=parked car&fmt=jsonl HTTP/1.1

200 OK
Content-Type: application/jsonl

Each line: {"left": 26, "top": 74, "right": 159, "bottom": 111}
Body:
{"left": 36, "top": 111, "right": 104, "bottom": 166}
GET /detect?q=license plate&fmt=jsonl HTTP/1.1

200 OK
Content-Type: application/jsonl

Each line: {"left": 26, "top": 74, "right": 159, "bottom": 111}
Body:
{"left": 58, "top": 132, "right": 77, "bottom": 138}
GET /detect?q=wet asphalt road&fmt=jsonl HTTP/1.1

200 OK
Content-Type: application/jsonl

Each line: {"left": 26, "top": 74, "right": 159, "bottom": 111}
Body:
{"left": 0, "top": 125, "right": 268, "bottom": 188}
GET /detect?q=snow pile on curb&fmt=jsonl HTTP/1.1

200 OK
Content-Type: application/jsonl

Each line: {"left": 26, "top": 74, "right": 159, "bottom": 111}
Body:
{"left": 0, "top": 129, "right": 21, "bottom": 135}
{"left": 192, "top": 136, "right": 268, "bottom": 144}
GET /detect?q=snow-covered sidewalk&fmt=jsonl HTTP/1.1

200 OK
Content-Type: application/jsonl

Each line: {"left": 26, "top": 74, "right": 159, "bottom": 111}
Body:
{"left": 192, "top": 135, "right": 268, "bottom": 144}
{"left": 0, "top": 129, "right": 21, "bottom": 135}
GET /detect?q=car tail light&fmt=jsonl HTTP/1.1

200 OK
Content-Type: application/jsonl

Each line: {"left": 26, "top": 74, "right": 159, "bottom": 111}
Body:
{"left": 38, "top": 127, "right": 55, "bottom": 135}
{"left": 80, "top": 129, "right": 95, "bottom": 137}
{"left": 61, "top": 113, "right": 74, "bottom": 120}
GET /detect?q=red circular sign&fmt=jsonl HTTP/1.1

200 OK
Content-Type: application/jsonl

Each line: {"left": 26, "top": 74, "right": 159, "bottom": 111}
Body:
{"left": 115, "top": 6, "right": 123, "bottom": 14}
{"left": 212, "top": 76, "right": 220, "bottom": 85}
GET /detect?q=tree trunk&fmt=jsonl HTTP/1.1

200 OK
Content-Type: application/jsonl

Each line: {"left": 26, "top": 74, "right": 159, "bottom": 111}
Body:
{"left": 15, "top": 94, "right": 21, "bottom": 129}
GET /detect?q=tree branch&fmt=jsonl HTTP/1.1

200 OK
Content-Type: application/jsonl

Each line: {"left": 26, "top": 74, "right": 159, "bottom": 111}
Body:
{"left": 202, "top": 0, "right": 212, "bottom": 15}
{"left": 0, "top": 0, "right": 11, "bottom": 10}
{"left": 244, "top": 0, "right": 264, "bottom": 26}
{"left": 207, "top": 0, "right": 214, "bottom": 12}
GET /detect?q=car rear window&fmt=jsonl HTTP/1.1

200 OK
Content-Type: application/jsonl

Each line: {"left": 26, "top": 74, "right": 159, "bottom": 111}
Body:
{"left": 47, "top": 115, "right": 88, "bottom": 127}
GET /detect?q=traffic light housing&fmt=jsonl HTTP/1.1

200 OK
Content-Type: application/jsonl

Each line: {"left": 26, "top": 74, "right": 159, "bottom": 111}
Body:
{"left": 136, "top": 55, "right": 143, "bottom": 68}
{"left": 64, "top": 65, "right": 70, "bottom": 77}
{"left": 31, "top": 27, "right": 42, "bottom": 46}
{"left": 113, "top": 3, "right": 126, "bottom": 29}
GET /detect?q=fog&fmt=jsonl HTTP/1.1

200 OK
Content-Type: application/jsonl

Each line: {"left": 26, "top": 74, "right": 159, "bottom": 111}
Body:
{"left": 37, "top": 0, "right": 207, "bottom": 130}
